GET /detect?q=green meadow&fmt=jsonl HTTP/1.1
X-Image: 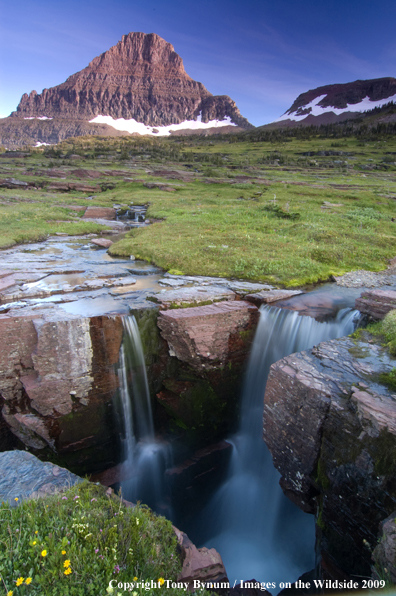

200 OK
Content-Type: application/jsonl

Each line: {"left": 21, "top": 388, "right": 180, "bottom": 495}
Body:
{"left": 1, "top": 127, "right": 396, "bottom": 287}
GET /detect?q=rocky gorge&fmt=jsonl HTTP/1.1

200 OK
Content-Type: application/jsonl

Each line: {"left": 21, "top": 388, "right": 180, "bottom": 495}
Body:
{"left": 2, "top": 230, "right": 396, "bottom": 590}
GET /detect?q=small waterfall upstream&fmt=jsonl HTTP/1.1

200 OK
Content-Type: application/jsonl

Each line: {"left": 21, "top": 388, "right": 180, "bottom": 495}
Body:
{"left": 192, "top": 305, "right": 360, "bottom": 590}
{"left": 117, "top": 316, "right": 172, "bottom": 514}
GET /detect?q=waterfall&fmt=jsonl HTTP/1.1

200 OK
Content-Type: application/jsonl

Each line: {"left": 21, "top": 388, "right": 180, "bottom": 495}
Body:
{"left": 117, "top": 316, "right": 172, "bottom": 514}
{"left": 194, "top": 305, "right": 360, "bottom": 590}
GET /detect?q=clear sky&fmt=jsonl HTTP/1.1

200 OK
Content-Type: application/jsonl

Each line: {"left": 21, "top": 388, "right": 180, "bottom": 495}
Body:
{"left": 0, "top": 0, "right": 395, "bottom": 126}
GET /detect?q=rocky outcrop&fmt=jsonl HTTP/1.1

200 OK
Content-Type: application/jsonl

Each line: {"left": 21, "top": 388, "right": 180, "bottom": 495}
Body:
{"left": 0, "top": 312, "right": 123, "bottom": 473}
{"left": 10, "top": 32, "right": 252, "bottom": 130}
{"left": 263, "top": 333, "right": 396, "bottom": 578}
{"left": 156, "top": 301, "right": 259, "bottom": 445}
{"left": 355, "top": 289, "right": 396, "bottom": 320}
{"left": 0, "top": 450, "right": 82, "bottom": 503}
{"left": 157, "top": 301, "right": 258, "bottom": 371}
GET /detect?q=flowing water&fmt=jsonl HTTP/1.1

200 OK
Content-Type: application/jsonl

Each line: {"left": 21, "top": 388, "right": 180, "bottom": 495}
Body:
{"left": 190, "top": 305, "right": 360, "bottom": 590}
{"left": 117, "top": 316, "right": 172, "bottom": 514}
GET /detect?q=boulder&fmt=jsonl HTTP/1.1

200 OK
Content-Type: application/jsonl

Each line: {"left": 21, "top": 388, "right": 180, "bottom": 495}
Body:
{"left": 355, "top": 289, "right": 396, "bottom": 320}
{"left": 91, "top": 238, "right": 113, "bottom": 248}
{"left": 0, "top": 450, "right": 82, "bottom": 503}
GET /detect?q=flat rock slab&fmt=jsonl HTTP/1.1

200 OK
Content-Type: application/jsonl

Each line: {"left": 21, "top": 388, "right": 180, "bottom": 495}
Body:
{"left": 149, "top": 285, "right": 236, "bottom": 309}
{"left": 356, "top": 289, "right": 396, "bottom": 320}
{"left": 91, "top": 238, "right": 113, "bottom": 248}
{"left": 246, "top": 289, "right": 303, "bottom": 304}
{"left": 0, "top": 450, "right": 82, "bottom": 504}
{"left": 158, "top": 300, "right": 258, "bottom": 369}
{"left": 83, "top": 206, "right": 116, "bottom": 220}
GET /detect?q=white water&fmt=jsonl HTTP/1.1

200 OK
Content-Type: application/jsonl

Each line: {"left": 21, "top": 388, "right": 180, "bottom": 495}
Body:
{"left": 196, "top": 305, "right": 360, "bottom": 589}
{"left": 118, "top": 316, "right": 172, "bottom": 513}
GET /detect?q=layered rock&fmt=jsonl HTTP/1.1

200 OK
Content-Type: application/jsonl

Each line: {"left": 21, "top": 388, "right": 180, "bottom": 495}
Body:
{"left": 355, "top": 289, "right": 396, "bottom": 320}
{"left": 0, "top": 312, "right": 123, "bottom": 472}
{"left": 263, "top": 333, "right": 396, "bottom": 578}
{"left": 156, "top": 301, "right": 259, "bottom": 445}
{"left": 11, "top": 32, "right": 252, "bottom": 129}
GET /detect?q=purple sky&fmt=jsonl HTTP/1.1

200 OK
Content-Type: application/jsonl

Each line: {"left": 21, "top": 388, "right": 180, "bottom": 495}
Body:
{"left": 1, "top": 0, "right": 395, "bottom": 125}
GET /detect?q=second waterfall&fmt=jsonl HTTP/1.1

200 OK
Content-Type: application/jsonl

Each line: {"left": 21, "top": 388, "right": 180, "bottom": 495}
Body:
{"left": 117, "top": 315, "right": 172, "bottom": 513}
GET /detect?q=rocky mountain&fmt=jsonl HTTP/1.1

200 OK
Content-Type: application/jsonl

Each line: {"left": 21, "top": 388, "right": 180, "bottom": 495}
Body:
{"left": 274, "top": 77, "right": 396, "bottom": 126}
{"left": 8, "top": 32, "right": 252, "bottom": 138}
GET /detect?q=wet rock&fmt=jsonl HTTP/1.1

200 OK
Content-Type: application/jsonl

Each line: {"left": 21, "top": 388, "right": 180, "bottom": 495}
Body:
{"left": 246, "top": 289, "right": 303, "bottom": 304}
{"left": 372, "top": 512, "right": 396, "bottom": 583}
{"left": 90, "top": 238, "right": 113, "bottom": 248}
{"left": 355, "top": 289, "right": 396, "bottom": 320}
{"left": 83, "top": 206, "right": 116, "bottom": 220}
{"left": 0, "top": 450, "right": 82, "bottom": 503}
{"left": 157, "top": 300, "right": 258, "bottom": 370}
{"left": 149, "top": 285, "right": 235, "bottom": 309}
{"left": 263, "top": 335, "right": 396, "bottom": 578}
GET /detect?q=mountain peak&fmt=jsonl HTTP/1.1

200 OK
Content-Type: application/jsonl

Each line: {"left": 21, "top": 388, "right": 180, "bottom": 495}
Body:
{"left": 12, "top": 31, "right": 252, "bottom": 130}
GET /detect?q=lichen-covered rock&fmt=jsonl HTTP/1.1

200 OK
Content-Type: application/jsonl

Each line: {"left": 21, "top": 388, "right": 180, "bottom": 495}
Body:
{"left": 263, "top": 334, "right": 396, "bottom": 578}
{"left": 0, "top": 450, "right": 82, "bottom": 504}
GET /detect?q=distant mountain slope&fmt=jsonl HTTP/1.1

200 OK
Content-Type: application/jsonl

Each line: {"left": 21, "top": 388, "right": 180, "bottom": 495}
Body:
{"left": 274, "top": 77, "right": 396, "bottom": 126}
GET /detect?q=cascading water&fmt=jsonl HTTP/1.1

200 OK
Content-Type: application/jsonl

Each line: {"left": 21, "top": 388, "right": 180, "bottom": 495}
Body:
{"left": 117, "top": 315, "right": 172, "bottom": 514}
{"left": 192, "top": 305, "right": 360, "bottom": 590}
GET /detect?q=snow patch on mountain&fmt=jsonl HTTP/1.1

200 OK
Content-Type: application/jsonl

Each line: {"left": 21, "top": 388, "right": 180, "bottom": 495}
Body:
{"left": 276, "top": 93, "right": 396, "bottom": 122}
{"left": 89, "top": 114, "right": 236, "bottom": 136}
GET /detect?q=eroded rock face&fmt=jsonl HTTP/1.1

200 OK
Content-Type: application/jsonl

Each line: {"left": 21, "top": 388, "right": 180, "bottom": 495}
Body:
{"left": 355, "top": 289, "right": 396, "bottom": 320}
{"left": 263, "top": 334, "right": 396, "bottom": 578}
{"left": 0, "top": 313, "right": 123, "bottom": 472}
{"left": 156, "top": 301, "right": 259, "bottom": 445}
{"left": 12, "top": 32, "right": 252, "bottom": 129}
{"left": 157, "top": 301, "right": 259, "bottom": 371}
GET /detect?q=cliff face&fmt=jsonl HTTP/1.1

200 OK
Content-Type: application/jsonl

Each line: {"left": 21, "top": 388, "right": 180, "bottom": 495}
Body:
{"left": 11, "top": 32, "right": 252, "bottom": 129}
{"left": 263, "top": 334, "right": 396, "bottom": 579}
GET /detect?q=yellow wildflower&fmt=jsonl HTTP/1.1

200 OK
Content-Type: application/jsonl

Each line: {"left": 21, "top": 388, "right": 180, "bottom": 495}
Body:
{"left": 61, "top": 550, "right": 66, "bottom": 555}
{"left": 158, "top": 578, "right": 165, "bottom": 586}
{"left": 14, "top": 498, "right": 18, "bottom": 502}
{"left": 16, "top": 578, "right": 24, "bottom": 586}
{"left": 7, "top": 591, "right": 13, "bottom": 596}
{"left": 41, "top": 549, "right": 47, "bottom": 557}
{"left": 32, "top": 541, "right": 37, "bottom": 545}
{"left": 25, "top": 578, "right": 32, "bottom": 585}
{"left": 133, "top": 577, "right": 138, "bottom": 581}
{"left": 64, "top": 567, "right": 72, "bottom": 576}
{"left": 63, "top": 560, "right": 71, "bottom": 568}
{"left": 35, "top": 530, "right": 38, "bottom": 534}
